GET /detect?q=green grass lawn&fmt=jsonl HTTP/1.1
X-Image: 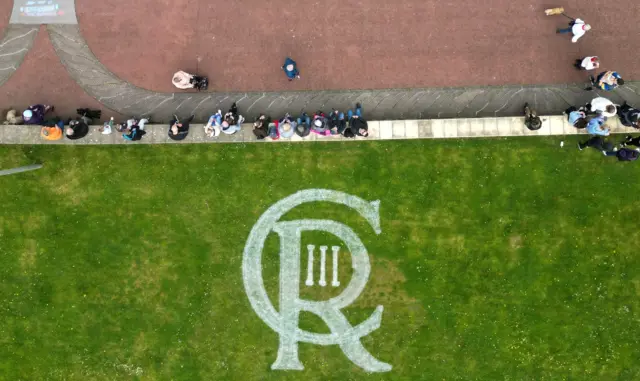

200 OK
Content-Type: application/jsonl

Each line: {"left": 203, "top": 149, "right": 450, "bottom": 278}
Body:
{"left": 1, "top": 137, "right": 639, "bottom": 381}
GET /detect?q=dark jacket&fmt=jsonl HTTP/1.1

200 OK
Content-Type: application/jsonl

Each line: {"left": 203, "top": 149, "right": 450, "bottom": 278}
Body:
{"left": 168, "top": 122, "right": 190, "bottom": 141}
{"left": 66, "top": 120, "right": 89, "bottom": 140}
{"left": 342, "top": 127, "right": 356, "bottom": 138}
{"left": 350, "top": 118, "right": 369, "bottom": 136}
{"left": 282, "top": 57, "right": 299, "bottom": 79}
{"left": 253, "top": 115, "right": 270, "bottom": 139}
{"left": 618, "top": 104, "right": 640, "bottom": 127}
{"left": 295, "top": 123, "right": 310, "bottom": 137}
{"left": 329, "top": 112, "right": 347, "bottom": 134}
{"left": 24, "top": 104, "right": 46, "bottom": 125}
{"left": 616, "top": 148, "right": 640, "bottom": 161}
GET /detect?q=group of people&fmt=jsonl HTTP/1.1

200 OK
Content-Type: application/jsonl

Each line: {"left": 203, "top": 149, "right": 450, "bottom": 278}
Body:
{"left": 562, "top": 97, "right": 640, "bottom": 161}
{"left": 4, "top": 100, "right": 370, "bottom": 142}
{"left": 249, "top": 102, "right": 369, "bottom": 140}
{"left": 548, "top": 10, "right": 637, "bottom": 161}
{"left": 3, "top": 105, "right": 99, "bottom": 141}
{"left": 554, "top": 13, "right": 624, "bottom": 92}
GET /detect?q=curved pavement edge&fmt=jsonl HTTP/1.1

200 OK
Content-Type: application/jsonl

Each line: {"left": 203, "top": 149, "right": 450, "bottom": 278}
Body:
{"left": 43, "top": 24, "right": 640, "bottom": 123}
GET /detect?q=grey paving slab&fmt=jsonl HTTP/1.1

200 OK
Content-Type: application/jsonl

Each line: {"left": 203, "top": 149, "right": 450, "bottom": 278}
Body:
{"left": 418, "top": 120, "right": 432, "bottom": 138}
{"left": 0, "top": 24, "right": 39, "bottom": 87}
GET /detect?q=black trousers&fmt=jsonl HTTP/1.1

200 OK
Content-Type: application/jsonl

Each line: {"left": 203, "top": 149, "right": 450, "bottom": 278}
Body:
{"left": 579, "top": 136, "right": 606, "bottom": 150}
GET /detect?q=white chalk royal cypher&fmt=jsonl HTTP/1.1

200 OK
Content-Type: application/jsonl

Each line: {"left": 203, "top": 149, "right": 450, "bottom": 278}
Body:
{"left": 242, "top": 189, "right": 392, "bottom": 373}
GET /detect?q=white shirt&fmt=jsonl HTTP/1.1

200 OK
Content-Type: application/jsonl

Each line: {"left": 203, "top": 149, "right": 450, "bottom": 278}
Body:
{"left": 590, "top": 97, "right": 616, "bottom": 117}
{"left": 580, "top": 56, "right": 598, "bottom": 70}
{"left": 571, "top": 19, "right": 587, "bottom": 43}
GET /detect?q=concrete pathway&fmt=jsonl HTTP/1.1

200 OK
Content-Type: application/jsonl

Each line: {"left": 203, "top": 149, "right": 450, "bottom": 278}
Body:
{"left": 0, "top": 115, "right": 633, "bottom": 145}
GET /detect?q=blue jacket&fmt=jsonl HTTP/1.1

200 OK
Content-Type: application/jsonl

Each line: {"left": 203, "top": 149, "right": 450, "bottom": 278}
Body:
{"left": 596, "top": 71, "right": 621, "bottom": 91}
{"left": 282, "top": 57, "right": 299, "bottom": 79}
{"left": 568, "top": 111, "right": 585, "bottom": 125}
{"left": 587, "top": 116, "right": 609, "bottom": 136}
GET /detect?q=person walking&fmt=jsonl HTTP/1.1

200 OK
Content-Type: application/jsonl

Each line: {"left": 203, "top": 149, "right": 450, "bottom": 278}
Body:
{"left": 575, "top": 56, "right": 599, "bottom": 70}
{"left": 282, "top": 57, "right": 301, "bottom": 81}
{"left": 557, "top": 18, "right": 590, "bottom": 43}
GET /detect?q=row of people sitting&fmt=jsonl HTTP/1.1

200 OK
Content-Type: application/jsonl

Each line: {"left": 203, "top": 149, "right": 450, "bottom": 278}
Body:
{"left": 251, "top": 103, "right": 369, "bottom": 140}
{"left": 16, "top": 98, "right": 638, "bottom": 142}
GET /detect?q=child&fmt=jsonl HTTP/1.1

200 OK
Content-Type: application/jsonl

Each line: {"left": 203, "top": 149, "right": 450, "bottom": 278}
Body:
{"left": 282, "top": 57, "right": 301, "bottom": 81}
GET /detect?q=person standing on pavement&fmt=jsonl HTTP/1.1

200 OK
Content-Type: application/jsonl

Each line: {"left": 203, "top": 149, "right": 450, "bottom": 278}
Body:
{"left": 557, "top": 18, "right": 590, "bottom": 43}
{"left": 575, "top": 56, "right": 599, "bottom": 70}
{"left": 282, "top": 57, "right": 300, "bottom": 81}
{"left": 587, "top": 97, "right": 617, "bottom": 118}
